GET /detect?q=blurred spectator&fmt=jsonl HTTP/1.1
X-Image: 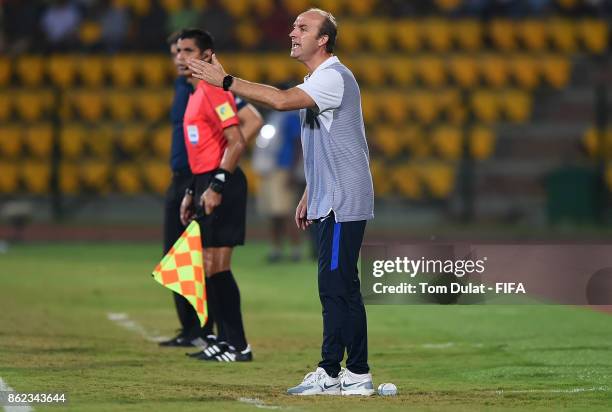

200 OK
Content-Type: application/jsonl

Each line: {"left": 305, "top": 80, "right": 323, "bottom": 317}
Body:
{"left": 135, "top": 0, "right": 167, "bottom": 50}
{"left": 40, "top": 0, "right": 82, "bottom": 50}
{"left": 100, "top": 0, "right": 130, "bottom": 52}
{"left": 253, "top": 110, "right": 304, "bottom": 262}
{"left": 199, "top": 0, "right": 234, "bottom": 50}
{"left": 2, "top": 0, "right": 43, "bottom": 52}
{"left": 166, "top": 6, "right": 200, "bottom": 36}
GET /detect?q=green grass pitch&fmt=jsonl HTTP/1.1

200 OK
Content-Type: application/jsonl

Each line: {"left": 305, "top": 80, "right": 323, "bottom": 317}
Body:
{"left": 1, "top": 242, "right": 611, "bottom": 411}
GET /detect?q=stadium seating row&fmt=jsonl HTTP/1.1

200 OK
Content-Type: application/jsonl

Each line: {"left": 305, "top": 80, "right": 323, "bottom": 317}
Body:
{"left": 0, "top": 53, "right": 572, "bottom": 89}
{"left": 0, "top": 124, "right": 173, "bottom": 159}
{"left": 370, "top": 159, "right": 457, "bottom": 199}
{"left": 0, "top": 90, "right": 173, "bottom": 122}
{"left": 371, "top": 125, "right": 495, "bottom": 160}
{"left": 0, "top": 158, "right": 463, "bottom": 199}
{"left": 0, "top": 161, "right": 171, "bottom": 195}
{"left": 338, "top": 18, "right": 607, "bottom": 53}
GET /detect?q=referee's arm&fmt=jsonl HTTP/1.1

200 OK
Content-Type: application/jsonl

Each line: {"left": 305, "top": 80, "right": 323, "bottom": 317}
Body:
{"left": 238, "top": 104, "right": 263, "bottom": 143}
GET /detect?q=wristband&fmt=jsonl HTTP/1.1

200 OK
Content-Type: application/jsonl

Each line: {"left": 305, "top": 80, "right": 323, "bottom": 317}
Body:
{"left": 209, "top": 168, "right": 231, "bottom": 194}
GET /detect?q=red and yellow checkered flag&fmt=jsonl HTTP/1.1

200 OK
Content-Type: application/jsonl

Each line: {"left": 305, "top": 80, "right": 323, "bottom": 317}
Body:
{"left": 152, "top": 220, "right": 207, "bottom": 326}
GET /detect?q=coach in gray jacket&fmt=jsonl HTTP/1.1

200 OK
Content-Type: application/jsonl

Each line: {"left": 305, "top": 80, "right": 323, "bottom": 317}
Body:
{"left": 188, "top": 8, "right": 375, "bottom": 396}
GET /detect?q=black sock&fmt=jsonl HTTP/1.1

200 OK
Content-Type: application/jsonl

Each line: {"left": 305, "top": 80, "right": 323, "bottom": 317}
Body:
{"left": 200, "top": 280, "right": 216, "bottom": 337}
{"left": 208, "top": 270, "right": 247, "bottom": 351}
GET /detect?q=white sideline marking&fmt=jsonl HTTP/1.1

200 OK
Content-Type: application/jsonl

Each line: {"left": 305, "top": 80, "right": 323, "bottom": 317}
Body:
{"left": 421, "top": 342, "right": 455, "bottom": 349}
{"left": 495, "top": 386, "right": 609, "bottom": 395}
{"left": 0, "top": 377, "right": 34, "bottom": 412}
{"left": 238, "top": 397, "right": 281, "bottom": 410}
{"left": 106, "top": 312, "right": 170, "bottom": 342}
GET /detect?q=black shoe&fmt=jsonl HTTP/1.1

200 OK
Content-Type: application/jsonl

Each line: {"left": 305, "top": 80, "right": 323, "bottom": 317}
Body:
{"left": 212, "top": 344, "right": 253, "bottom": 362}
{"left": 159, "top": 332, "right": 194, "bottom": 347}
{"left": 192, "top": 341, "right": 229, "bottom": 360}
{"left": 185, "top": 335, "right": 218, "bottom": 357}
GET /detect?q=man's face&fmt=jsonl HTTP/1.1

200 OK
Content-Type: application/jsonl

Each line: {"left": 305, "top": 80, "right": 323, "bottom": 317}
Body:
{"left": 170, "top": 43, "right": 181, "bottom": 75}
{"left": 289, "top": 12, "right": 325, "bottom": 61}
{"left": 176, "top": 38, "right": 209, "bottom": 77}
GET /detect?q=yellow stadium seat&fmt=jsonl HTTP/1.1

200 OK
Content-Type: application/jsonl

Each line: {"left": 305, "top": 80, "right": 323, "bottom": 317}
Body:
{"left": 78, "top": 56, "right": 105, "bottom": 87}
{"left": 160, "top": 0, "right": 183, "bottom": 13}
{"left": 109, "top": 55, "right": 138, "bottom": 87}
{"left": 81, "top": 161, "right": 111, "bottom": 192}
{"left": 369, "top": 159, "right": 392, "bottom": 196}
{"left": 583, "top": 127, "right": 612, "bottom": 158}
{"left": 142, "top": 161, "right": 170, "bottom": 194}
{"left": 548, "top": 18, "right": 577, "bottom": 53}
{"left": 0, "top": 163, "right": 19, "bottom": 193}
{"left": 489, "top": 19, "right": 516, "bottom": 51}
{"left": 431, "top": 125, "right": 462, "bottom": 160}
{"left": 140, "top": 55, "right": 168, "bottom": 87}
{"left": 501, "top": 89, "right": 532, "bottom": 123}
{"left": 511, "top": 55, "right": 539, "bottom": 89}
{"left": 60, "top": 125, "right": 86, "bottom": 159}
{"left": 74, "top": 91, "right": 105, "bottom": 122}
{"left": 0, "top": 126, "right": 22, "bottom": 157}
{"left": 417, "top": 56, "right": 446, "bottom": 87}
{"left": 541, "top": 55, "right": 570, "bottom": 89}
{"left": 437, "top": 89, "right": 462, "bottom": 121}
{"left": 15, "top": 91, "right": 52, "bottom": 121}
{"left": 22, "top": 161, "right": 50, "bottom": 194}
{"left": 421, "top": 161, "right": 455, "bottom": 198}
{"left": 435, "top": 0, "right": 462, "bottom": 12}
{"left": 0, "top": 92, "right": 11, "bottom": 121}
{"left": 59, "top": 162, "right": 79, "bottom": 194}
{"left": 79, "top": 21, "right": 102, "bottom": 45}
{"left": 107, "top": 91, "right": 135, "bottom": 121}
{"left": 360, "top": 90, "right": 378, "bottom": 125}
{"left": 395, "top": 20, "right": 421, "bottom": 52}
{"left": 480, "top": 54, "right": 509, "bottom": 88}
{"left": 0, "top": 58, "right": 11, "bottom": 86}
{"left": 130, "top": 0, "right": 152, "bottom": 15}
{"left": 363, "top": 19, "right": 392, "bottom": 52}
{"left": 282, "top": 0, "right": 309, "bottom": 15}
{"left": 422, "top": 19, "right": 452, "bottom": 52}
{"left": 471, "top": 90, "right": 499, "bottom": 122}
{"left": 16, "top": 56, "right": 44, "bottom": 86}
{"left": 235, "top": 22, "right": 262, "bottom": 49}
{"left": 518, "top": 20, "right": 547, "bottom": 51}
{"left": 152, "top": 125, "right": 172, "bottom": 159}
{"left": 346, "top": 0, "right": 375, "bottom": 17}
{"left": 398, "top": 125, "right": 422, "bottom": 150}
{"left": 24, "top": 124, "right": 53, "bottom": 158}
{"left": 88, "top": 126, "right": 114, "bottom": 158}
{"left": 252, "top": 0, "right": 274, "bottom": 16}
{"left": 391, "top": 164, "right": 422, "bottom": 199}
{"left": 48, "top": 55, "right": 77, "bottom": 87}
{"left": 454, "top": 19, "right": 482, "bottom": 51}
{"left": 387, "top": 57, "right": 414, "bottom": 86}
{"left": 336, "top": 20, "right": 361, "bottom": 53}
{"left": 118, "top": 125, "right": 146, "bottom": 154}
{"left": 411, "top": 91, "right": 438, "bottom": 124}
{"left": 556, "top": 0, "right": 579, "bottom": 9}
{"left": 403, "top": 127, "right": 431, "bottom": 158}
{"left": 448, "top": 55, "right": 479, "bottom": 88}
{"left": 137, "top": 90, "right": 171, "bottom": 121}
{"left": 315, "top": 0, "right": 343, "bottom": 15}
{"left": 115, "top": 164, "right": 142, "bottom": 193}
{"left": 264, "top": 56, "right": 294, "bottom": 84}
{"left": 373, "top": 126, "right": 402, "bottom": 158}
{"left": 355, "top": 56, "right": 386, "bottom": 87}
{"left": 219, "top": 0, "right": 250, "bottom": 18}
{"left": 232, "top": 56, "right": 262, "bottom": 81}
{"left": 579, "top": 19, "right": 608, "bottom": 54}
{"left": 469, "top": 125, "right": 495, "bottom": 160}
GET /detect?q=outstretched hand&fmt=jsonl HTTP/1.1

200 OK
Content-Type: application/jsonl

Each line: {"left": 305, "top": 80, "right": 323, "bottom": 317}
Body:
{"left": 187, "top": 54, "right": 227, "bottom": 87}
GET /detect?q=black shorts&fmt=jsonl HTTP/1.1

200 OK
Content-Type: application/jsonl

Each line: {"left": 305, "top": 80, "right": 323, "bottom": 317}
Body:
{"left": 194, "top": 167, "right": 247, "bottom": 248}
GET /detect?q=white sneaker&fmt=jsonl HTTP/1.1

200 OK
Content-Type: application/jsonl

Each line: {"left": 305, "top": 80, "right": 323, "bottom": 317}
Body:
{"left": 287, "top": 367, "right": 341, "bottom": 396}
{"left": 340, "top": 368, "right": 375, "bottom": 396}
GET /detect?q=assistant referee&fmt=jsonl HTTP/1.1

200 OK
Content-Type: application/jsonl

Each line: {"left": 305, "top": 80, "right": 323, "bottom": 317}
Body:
{"left": 188, "top": 9, "right": 375, "bottom": 393}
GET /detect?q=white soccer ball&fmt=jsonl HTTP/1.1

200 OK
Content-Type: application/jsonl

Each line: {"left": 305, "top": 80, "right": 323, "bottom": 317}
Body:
{"left": 377, "top": 382, "right": 398, "bottom": 396}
